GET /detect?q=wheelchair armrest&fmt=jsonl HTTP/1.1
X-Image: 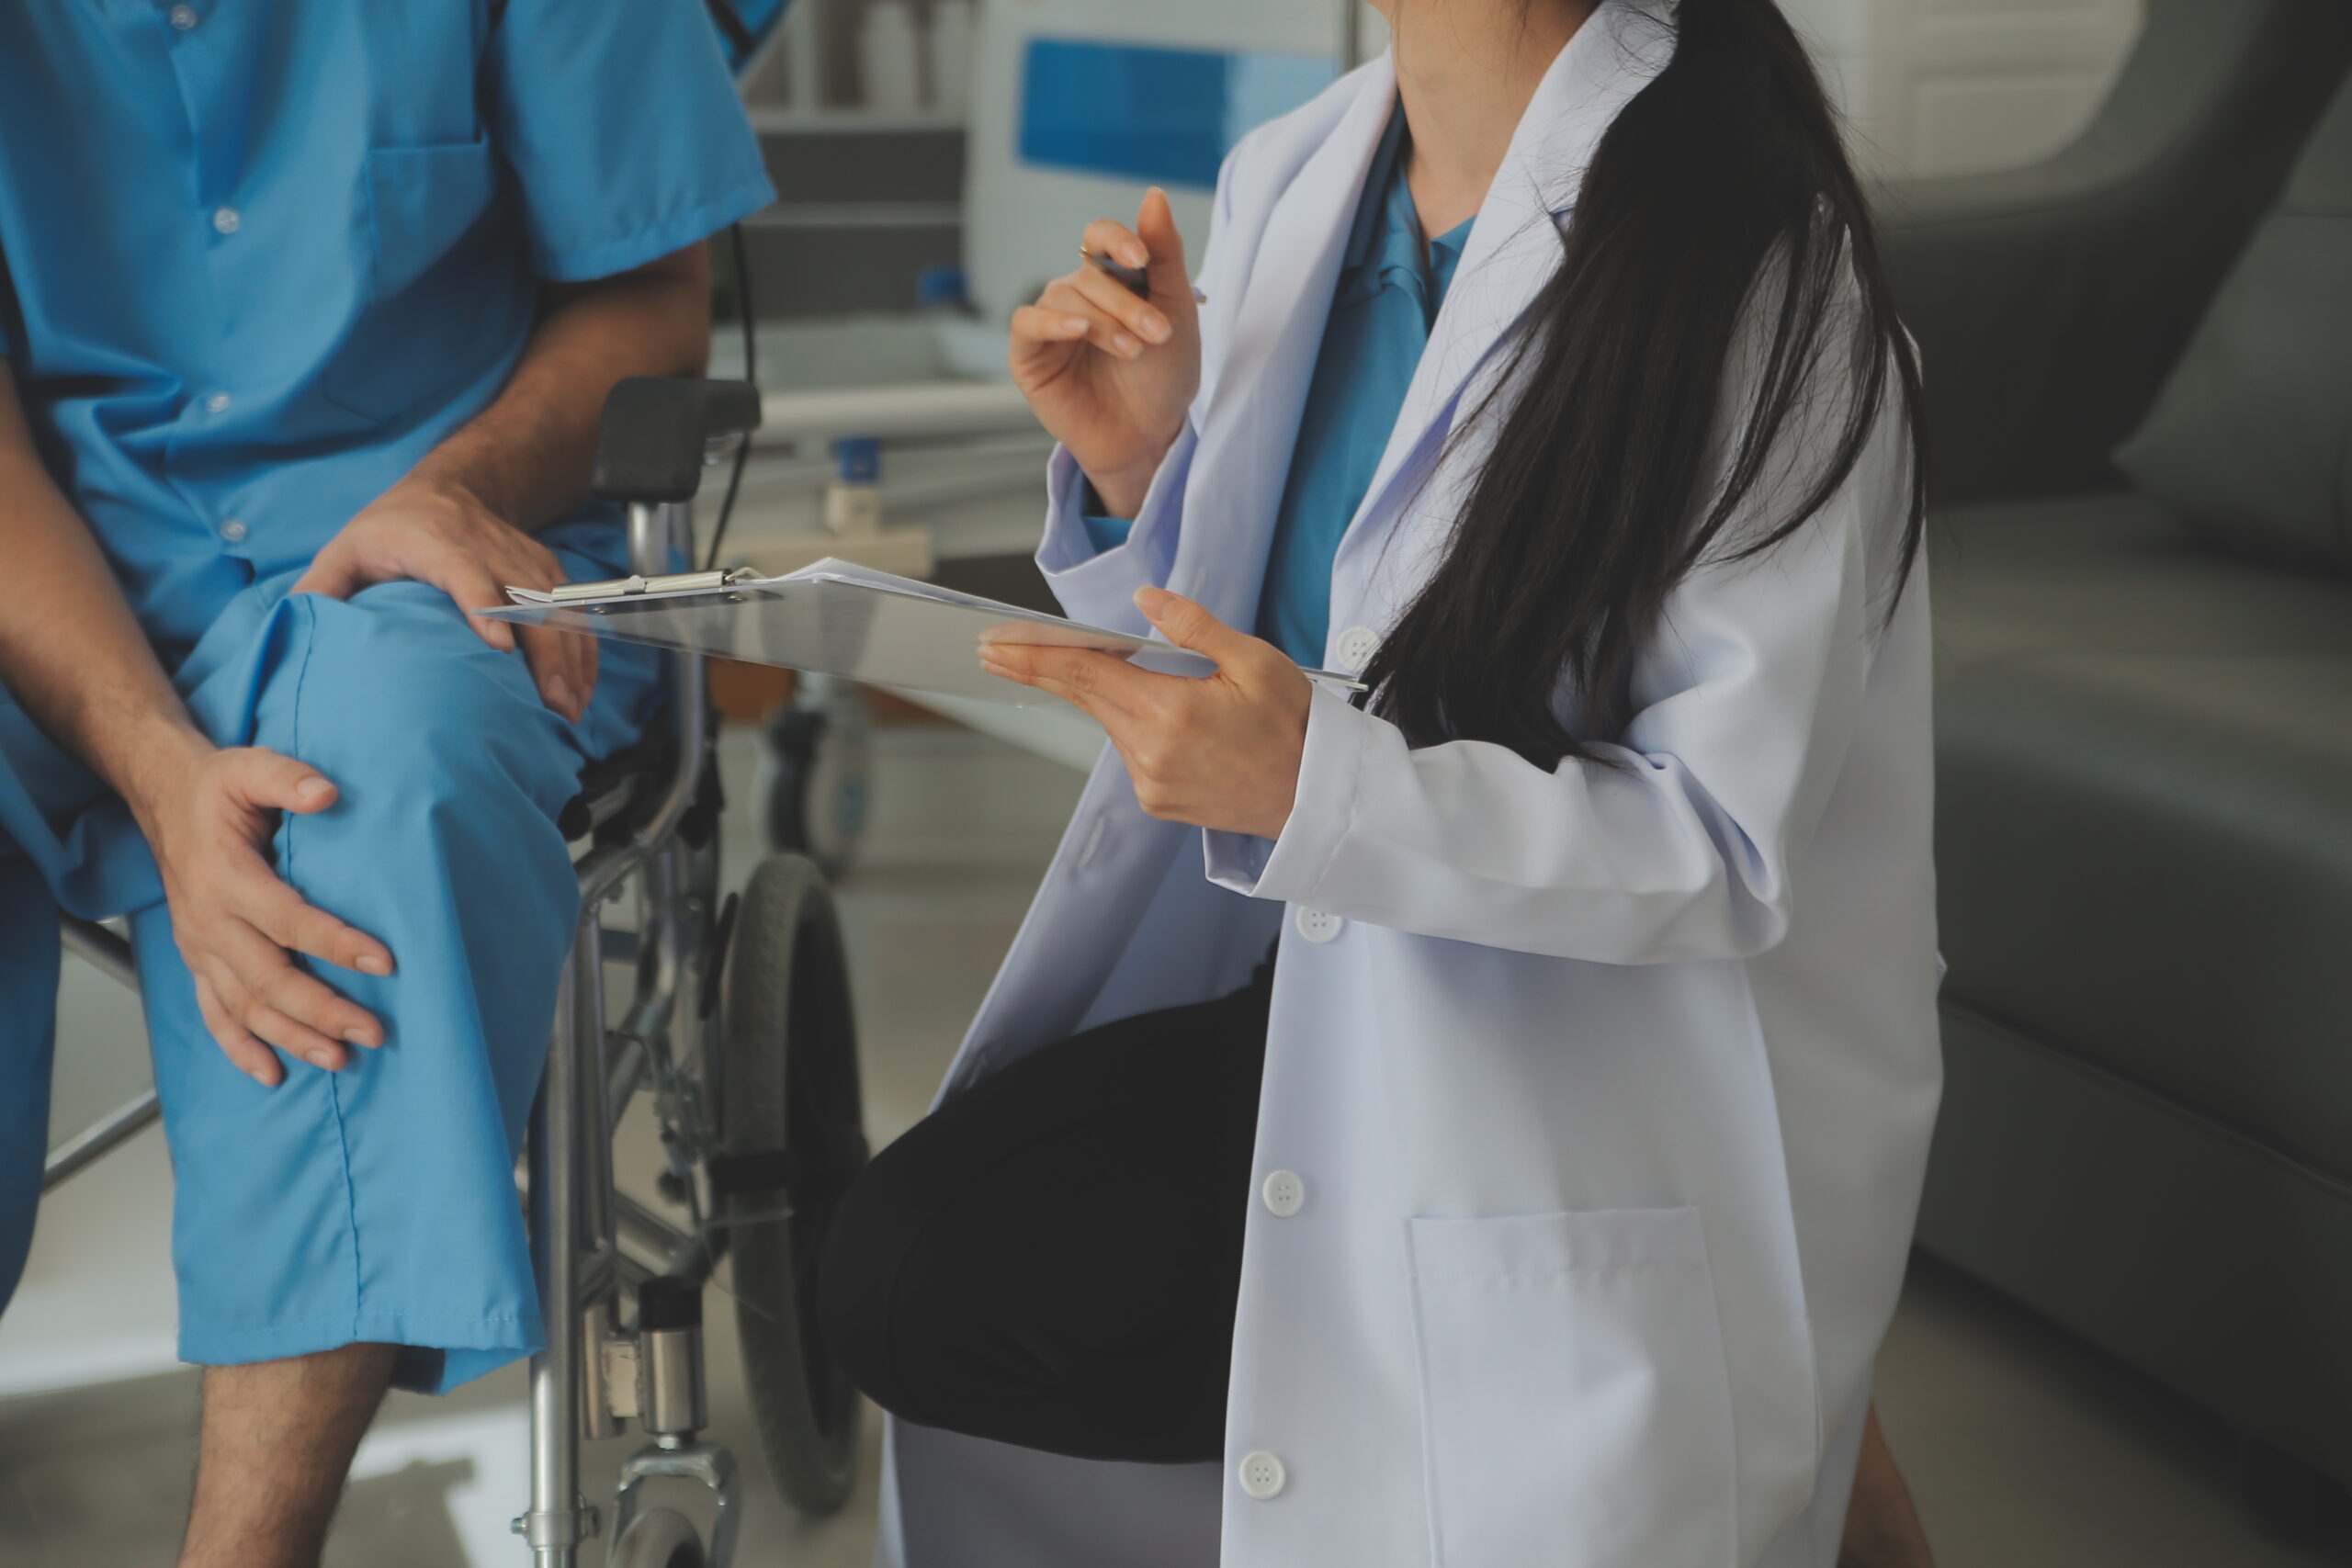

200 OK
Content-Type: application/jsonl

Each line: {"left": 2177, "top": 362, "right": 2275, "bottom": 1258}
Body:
{"left": 593, "top": 377, "right": 764, "bottom": 505}
{"left": 561, "top": 734, "right": 676, "bottom": 843}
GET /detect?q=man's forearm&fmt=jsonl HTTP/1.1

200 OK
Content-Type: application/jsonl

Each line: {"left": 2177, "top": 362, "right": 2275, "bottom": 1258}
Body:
{"left": 0, "top": 381, "right": 207, "bottom": 819}
{"left": 405, "top": 245, "right": 714, "bottom": 528}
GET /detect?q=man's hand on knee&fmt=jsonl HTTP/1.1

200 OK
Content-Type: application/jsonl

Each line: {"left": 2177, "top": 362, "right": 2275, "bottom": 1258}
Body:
{"left": 291, "top": 475, "right": 596, "bottom": 723}
{"left": 126, "top": 738, "right": 396, "bottom": 1087}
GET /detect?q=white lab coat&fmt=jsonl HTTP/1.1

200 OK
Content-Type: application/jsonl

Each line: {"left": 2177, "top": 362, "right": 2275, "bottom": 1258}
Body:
{"left": 878, "top": 4, "right": 1942, "bottom": 1564}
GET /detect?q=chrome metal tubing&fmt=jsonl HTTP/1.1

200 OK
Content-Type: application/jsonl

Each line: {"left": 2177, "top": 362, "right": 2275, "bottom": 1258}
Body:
{"left": 605, "top": 1033, "right": 649, "bottom": 1134}
{"left": 522, "top": 919, "right": 595, "bottom": 1566}
{"left": 60, "top": 916, "right": 135, "bottom": 987}
{"left": 42, "top": 1088, "right": 161, "bottom": 1192}
{"left": 673, "top": 841, "right": 718, "bottom": 1126}
{"left": 575, "top": 920, "right": 618, "bottom": 1270}
{"left": 626, "top": 501, "right": 670, "bottom": 578}
{"left": 612, "top": 850, "right": 684, "bottom": 1082}
{"left": 578, "top": 1242, "right": 621, "bottom": 1310}
{"left": 615, "top": 1190, "right": 706, "bottom": 1282}
{"left": 576, "top": 618, "right": 707, "bottom": 906}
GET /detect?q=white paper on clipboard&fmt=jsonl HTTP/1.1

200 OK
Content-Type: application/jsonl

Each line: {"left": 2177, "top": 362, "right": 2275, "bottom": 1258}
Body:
{"left": 475, "top": 558, "right": 1368, "bottom": 709}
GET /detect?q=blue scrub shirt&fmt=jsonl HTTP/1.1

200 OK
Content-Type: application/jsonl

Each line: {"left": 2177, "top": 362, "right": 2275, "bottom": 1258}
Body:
{"left": 1086, "top": 107, "right": 1474, "bottom": 667}
{"left": 0, "top": 0, "right": 774, "bottom": 667}
{"left": 0, "top": 1, "right": 772, "bottom": 1378}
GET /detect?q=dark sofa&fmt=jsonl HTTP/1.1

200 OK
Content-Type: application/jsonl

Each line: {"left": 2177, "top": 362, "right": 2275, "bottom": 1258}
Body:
{"left": 1878, "top": 0, "right": 2352, "bottom": 1495}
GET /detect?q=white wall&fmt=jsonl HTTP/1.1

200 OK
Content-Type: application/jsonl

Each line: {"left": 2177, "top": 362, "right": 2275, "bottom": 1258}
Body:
{"left": 965, "top": 0, "right": 1352, "bottom": 317}
{"left": 1782, "top": 0, "right": 2146, "bottom": 179}
{"left": 962, "top": 0, "right": 2147, "bottom": 321}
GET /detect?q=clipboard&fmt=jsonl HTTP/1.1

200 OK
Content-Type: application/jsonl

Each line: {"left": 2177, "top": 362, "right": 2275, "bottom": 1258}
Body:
{"left": 474, "top": 558, "right": 1369, "bottom": 709}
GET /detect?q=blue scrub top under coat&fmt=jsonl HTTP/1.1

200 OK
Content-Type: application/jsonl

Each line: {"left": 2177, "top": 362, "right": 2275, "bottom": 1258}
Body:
{"left": 0, "top": 0, "right": 775, "bottom": 669}
{"left": 1084, "top": 107, "right": 1473, "bottom": 667}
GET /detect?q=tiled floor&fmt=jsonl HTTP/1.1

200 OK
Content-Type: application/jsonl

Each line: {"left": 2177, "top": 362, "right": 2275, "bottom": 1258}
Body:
{"left": 0, "top": 718, "right": 2345, "bottom": 1567}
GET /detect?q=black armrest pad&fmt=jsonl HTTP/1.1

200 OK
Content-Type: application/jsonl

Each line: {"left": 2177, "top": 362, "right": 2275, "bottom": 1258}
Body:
{"left": 592, "top": 377, "right": 764, "bottom": 504}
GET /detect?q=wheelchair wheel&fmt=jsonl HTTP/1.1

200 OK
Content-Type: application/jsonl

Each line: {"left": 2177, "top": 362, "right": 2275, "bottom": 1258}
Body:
{"left": 610, "top": 1506, "right": 704, "bottom": 1568}
{"left": 718, "top": 852, "right": 867, "bottom": 1517}
{"left": 756, "top": 679, "right": 872, "bottom": 880}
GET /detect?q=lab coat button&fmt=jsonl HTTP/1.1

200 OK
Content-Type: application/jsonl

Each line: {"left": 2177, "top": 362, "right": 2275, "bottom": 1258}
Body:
{"left": 219, "top": 520, "right": 246, "bottom": 543}
{"left": 169, "top": 5, "right": 199, "bottom": 29}
{"left": 1295, "top": 908, "right": 1343, "bottom": 944}
{"left": 1334, "top": 625, "right": 1381, "bottom": 673}
{"left": 211, "top": 206, "right": 241, "bottom": 235}
{"left": 1261, "top": 1170, "right": 1305, "bottom": 1217}
{"left": 1238, "top": 1451, "right": 1286, "bottom": 1500}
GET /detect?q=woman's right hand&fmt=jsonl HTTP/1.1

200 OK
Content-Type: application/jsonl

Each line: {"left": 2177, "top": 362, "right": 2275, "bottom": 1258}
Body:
{"left": 1009, "top": 187, "right": 1201, "bottom": 519}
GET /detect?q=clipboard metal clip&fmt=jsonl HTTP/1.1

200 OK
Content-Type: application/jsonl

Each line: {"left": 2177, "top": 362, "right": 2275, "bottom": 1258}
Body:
{"left": 548, "top": 567, "right": 761, "bottom": 604}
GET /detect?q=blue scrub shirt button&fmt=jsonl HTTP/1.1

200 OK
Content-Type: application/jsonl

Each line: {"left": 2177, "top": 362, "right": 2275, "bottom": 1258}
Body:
{"left": 169, "top": 5, "right": 199, "bottom": 29}
{"left": 205, "top": 392, "right": 232, "bottom": 414}
{"left": 219, "top": 520, "right": 246, "bottom": 544}
{"left": 212, "top": 207, "right": 241, "bottom": 236}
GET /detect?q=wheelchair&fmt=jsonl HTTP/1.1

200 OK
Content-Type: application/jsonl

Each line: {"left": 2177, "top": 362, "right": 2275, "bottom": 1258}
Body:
{"left": 41, "top": 377, "right": 870, "bottom": 1568}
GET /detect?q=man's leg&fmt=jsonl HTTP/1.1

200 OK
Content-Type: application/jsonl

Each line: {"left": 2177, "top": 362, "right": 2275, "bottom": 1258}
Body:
{"left": 179, "top": 1344, "right": 399, "bottom": 1568}
{"left": 132, "top": 553, "right": 658, "bottom": 1560}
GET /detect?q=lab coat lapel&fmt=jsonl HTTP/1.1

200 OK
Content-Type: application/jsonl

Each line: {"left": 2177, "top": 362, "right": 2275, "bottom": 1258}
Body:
{"left": 1334, "top": 0, "right": 1679, "bottom": 603}
{"left": 1165, "top": 60, "right": 1398, "bottom": 632}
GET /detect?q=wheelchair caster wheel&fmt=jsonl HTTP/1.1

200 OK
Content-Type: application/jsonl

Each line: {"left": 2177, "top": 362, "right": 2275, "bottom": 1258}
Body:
{"left": 718, "top": 852, "right": 867, "bottom": 1517}
{"left": 610, "top": 1506, "right": 705, "bottom": 1568}
{"left": 757, "top": 680, "right": 871, "bottom": 879}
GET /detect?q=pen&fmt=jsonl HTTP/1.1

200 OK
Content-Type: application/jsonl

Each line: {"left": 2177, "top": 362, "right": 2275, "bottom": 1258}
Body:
{"left": 1081, "top": 245, "right": 1208, "bottom": 305}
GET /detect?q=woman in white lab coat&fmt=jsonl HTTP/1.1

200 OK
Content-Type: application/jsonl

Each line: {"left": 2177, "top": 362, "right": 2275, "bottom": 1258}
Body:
{"left": 814, "top": 1, "right": 1942, "bottom": 1564}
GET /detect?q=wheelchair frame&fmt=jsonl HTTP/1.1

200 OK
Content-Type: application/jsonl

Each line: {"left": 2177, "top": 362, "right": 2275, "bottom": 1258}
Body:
{"left": 522, "top": 491, "right": 738, "bottom": 1567}
{"left": 43, "top": 436, "right": 772, "bottom": 1568}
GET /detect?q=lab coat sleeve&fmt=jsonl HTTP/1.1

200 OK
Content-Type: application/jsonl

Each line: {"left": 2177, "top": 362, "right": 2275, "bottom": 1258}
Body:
{"left": 1035, "top": 431, "right": 1196, "bottom": 637}
{"left": 1205, "top": 336, "right": 1910, "bottom": 964}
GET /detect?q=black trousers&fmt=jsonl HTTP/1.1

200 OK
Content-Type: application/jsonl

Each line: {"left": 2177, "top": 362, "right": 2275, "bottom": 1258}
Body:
{"left": 814, "top": 959, "right": 1273, "bottom": 1464}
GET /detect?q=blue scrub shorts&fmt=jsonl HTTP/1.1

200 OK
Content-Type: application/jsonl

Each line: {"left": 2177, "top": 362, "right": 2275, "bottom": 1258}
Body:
{"left": 0, "top": 518, "right": 657, "bottom": 1393}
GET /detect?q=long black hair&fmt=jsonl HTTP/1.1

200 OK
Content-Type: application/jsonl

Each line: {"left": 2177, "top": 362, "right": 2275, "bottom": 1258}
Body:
{"left": 1358, "top": 0, "right": 1927, "bottom": 768}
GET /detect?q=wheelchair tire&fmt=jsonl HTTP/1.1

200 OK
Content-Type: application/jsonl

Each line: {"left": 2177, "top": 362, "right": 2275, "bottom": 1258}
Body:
{"left": 757, "top": 682, "right": 872, "bottom": 881}
{"left": 718, "top": 852, "right": 867, "bottom": 1517}
{"left": 609, "top": 1506, "right": 704, "bottom": 1568}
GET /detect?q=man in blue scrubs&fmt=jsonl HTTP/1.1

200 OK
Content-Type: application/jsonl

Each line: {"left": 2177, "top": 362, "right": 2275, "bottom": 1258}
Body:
{"left": 0, "top": 3, "right": 772, "bottom": 1562}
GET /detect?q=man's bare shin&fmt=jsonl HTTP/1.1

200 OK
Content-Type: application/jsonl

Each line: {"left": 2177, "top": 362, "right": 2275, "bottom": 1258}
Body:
{"left": 179, "top": 1342, "right": 400, "bottom": 1568}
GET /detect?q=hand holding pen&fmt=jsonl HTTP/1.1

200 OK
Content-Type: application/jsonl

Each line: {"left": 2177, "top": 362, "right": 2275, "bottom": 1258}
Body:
{"left": 1008, "top": 186, "right": 1203, "bottom": 518}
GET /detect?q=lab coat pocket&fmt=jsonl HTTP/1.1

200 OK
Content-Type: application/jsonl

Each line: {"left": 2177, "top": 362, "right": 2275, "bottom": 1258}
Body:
{"left": 322, "top": 141, "right": 520, "bottom": 424}
{"left": 1407, "top": 1208, "right": 1737, "bottom": 1568}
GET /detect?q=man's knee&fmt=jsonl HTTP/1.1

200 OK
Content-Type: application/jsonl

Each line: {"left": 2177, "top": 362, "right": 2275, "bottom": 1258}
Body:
{"left": 262, "top": 584, "right": 582, "bottom": 830}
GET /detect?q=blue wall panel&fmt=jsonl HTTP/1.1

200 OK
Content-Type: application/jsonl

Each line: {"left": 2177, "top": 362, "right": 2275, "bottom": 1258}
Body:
{"left": 1019, "top": 38, "right": 1336, "bottom": 189}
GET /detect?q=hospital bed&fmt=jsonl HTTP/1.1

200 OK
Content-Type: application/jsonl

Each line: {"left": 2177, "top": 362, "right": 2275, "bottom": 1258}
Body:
{"left": 45, "top": 377, "right": 866, "bottom": 1568}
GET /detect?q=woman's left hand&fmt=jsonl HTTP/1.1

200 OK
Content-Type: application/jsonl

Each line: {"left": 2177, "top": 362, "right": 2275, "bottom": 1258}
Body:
{"left": 980, "top": 587, "right": 1310, "bottom": 840}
